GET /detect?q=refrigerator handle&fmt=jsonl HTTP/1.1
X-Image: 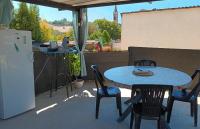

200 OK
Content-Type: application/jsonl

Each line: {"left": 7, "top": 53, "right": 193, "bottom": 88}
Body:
{"left": 14, "top": 43, "right": 19, "bottom": 52}
{"left": 28, "top": 52, "right": 34, "bottom": 63}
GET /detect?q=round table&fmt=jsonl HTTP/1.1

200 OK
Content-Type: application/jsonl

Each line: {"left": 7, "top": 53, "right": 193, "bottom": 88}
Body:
{"left": 104, "top": 66, "right": 192, "bottom": 88}
{"left": 104, "top": 66, "right": 192, "bottom": 122}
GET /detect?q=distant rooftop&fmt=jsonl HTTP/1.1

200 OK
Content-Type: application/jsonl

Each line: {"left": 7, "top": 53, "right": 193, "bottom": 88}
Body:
{"left": 121, "top": 5, "right": 200, "bottom": 15}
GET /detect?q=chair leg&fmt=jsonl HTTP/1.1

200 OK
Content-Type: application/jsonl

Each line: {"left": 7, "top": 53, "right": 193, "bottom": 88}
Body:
{"left": 96, "top": 95, "right": 101, "bottom": 119}
{"left": 65, "top": 85, "right": 69, "bottom": 98}
{"left": 66, "top": 75, "right": 73, "bottom": 92}
{"left": 194, "top": 99, "right": 198, "bottom": 127}
{"left": 134, "top": 114, "right": 141, "bottom": 129}
{"left": 70, "top": 83, "right": 73, "bottom": 92}
{"left": 159, "top": 115, "right": 166, "bottom": 129}
{"left": 116, "top": 94, "right": 122, "bottom": 116}
{"left": 157, "top": 119, "right": 161, "bottom": 129}
{"left": 159, "top": 116, "right": 172, "bottom": 129}
{"left": 165, "top": 122, "right": 172, "bottom": 129}
{"left": 116, "top": 96, "right": 119, "bottom": 109}
{"left": 167, "top": 99, "right": 174, "bottom": 123}
{"left": 191, "top": 102, "right": 194, "bottom": 117}
{"left": 130, "top": 107, "right": 135, "bottom": 129}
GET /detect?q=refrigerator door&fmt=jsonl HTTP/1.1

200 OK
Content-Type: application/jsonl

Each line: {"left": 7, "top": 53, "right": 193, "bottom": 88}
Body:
{"left": 0, "top": 30, "right": 35, "bottom": 119}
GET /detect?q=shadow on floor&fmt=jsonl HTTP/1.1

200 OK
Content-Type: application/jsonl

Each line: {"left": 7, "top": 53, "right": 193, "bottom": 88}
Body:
{"left": 0, "top": 81, "right": 199, "bottom": 129}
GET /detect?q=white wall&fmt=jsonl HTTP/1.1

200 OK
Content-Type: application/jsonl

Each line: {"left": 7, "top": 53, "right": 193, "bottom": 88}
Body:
{"left": 121, "top": 7, "right": 200, "bottom": 50}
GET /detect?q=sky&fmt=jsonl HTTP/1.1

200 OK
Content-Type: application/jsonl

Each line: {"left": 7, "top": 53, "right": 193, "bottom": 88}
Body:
{"left": 13, "top": 0, "right": 200, "bottom": 23}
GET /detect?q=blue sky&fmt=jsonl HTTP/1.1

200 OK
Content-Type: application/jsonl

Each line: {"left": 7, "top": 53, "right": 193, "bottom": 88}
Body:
{"left": 13, "top": 0, "right": 200, "bottom": 22}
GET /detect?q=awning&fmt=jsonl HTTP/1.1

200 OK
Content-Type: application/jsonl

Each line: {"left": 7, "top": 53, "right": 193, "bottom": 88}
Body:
{"left": 14, "top": 0, "right": 161, "bottom": 10}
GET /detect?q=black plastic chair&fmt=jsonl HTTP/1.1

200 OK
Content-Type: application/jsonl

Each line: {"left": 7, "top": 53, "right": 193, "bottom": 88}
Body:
{"left": 91, "top": 65, "right": 122, "bottom": 119}
{"left": 167, "top": 69, "right": 200, "bottom": 127}
{"left": 134, "top": 59, "right": 157, "bottom": 67}
{"left": 130, "top": 84, "right": 173, "bottom": 129}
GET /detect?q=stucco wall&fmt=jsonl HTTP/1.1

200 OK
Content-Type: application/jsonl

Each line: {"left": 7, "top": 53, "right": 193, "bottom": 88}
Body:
{"left": 128, "top": 47, "right": 200, "bottom": 87}
{"left": 121, "top": 7, "right": 200, "bottom": 50}
{"left": 85, "top": 51, "right": 129, "bottom": 80}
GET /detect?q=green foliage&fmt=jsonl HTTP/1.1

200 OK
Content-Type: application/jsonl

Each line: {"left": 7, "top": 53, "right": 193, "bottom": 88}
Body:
{"left": 88, "top": 22, "right": 97, "bottom": 38}
{"left": 10, "top": 3, "right": 41, "bottom": 41}
{"left": 94, "top": 19, "right": 121, "bottom": 40}
{"left": 29, "top": 5, "right": 41, "bottom": 41}
{"left": 101, "top": 30, "right": 111, "bottom": 46}
{"left": 40, "top": 20, "right": 53, "bottom": 42}
{"left": 10, "top": 4, "right": 120, "bottom": 45}
{"left": 10, "top": 3, "right": 31, "bottom": 30}
{"left": 17, "top": 3, "right": 31, "bottom": 30}
{"left": 88, "top": 19, "right": 121, "bottom": 46}
{"left": 67, "top": 53, "right": 80, "bottom": 77}
{"left": 89, "top": 30, "right": 111, "bottom": 46}
{"left": 89, "top": 30, "right": 102, "bottom": 40}
{"left": 9, "top": 9, "right": 18, "bottom": 29}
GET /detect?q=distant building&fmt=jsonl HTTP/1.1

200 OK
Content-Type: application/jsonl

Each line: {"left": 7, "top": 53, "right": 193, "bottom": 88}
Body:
{"left": 113, "top": 5, "right": 118, "bottom": 24}
{"left": 48, "top": 23, "right": 72, "bottom": 33}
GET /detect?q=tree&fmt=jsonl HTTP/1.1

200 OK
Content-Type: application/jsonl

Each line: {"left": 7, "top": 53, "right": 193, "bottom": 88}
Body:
{"left": 15, "top": 3, "right": 31, "bottom": 30}
{"left": 88, "top": 22, "right": 97, "bottom": 38}
{"left": 89, "top": 30, "right": 102, "bottom": 40}
{"left": 29, "top": 5, "right": 41, "bottom": 41}
{"left": 9, "top": 9, "right": 18, "bottom": 29}
{"left": 40, "top": 20, "right": 53, "bottom": 42}
{"left": 94, "top": 19, "right": 121, "bottom": 40}
{"left": 10, "top": 3, "right": 41, "bottom": 41}
{"left": 101, "top": 30, "right": 111, "bottom": 46}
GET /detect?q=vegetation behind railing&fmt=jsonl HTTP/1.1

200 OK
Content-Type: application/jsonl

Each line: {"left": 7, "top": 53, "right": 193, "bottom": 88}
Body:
{"left": 10, "top": 2, "right": 121, "bottom": 46}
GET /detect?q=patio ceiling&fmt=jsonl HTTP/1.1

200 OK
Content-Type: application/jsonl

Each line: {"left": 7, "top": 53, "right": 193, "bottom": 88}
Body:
{"left": 14, "top": 0, "right": 162, "bottom": 10}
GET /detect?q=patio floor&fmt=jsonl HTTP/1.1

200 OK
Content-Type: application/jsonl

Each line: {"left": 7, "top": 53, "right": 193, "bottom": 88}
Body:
{"left": 0, "top": 81, "right": 199, "bottom": 129}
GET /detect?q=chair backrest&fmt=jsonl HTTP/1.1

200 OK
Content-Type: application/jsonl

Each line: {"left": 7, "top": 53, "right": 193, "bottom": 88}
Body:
{"left": 134, "top": 59, "right": 157, "bottom": 67}
{"left": 133, "top": 84, "right": 173, "bottom": 117}
{"left": 91, "top": 65, "right": 108, "bottom": 95}
{"left": 186, "top": 69, "right": 200, "bottom": 99}
{"left": 191, "top": 69, "right": 200, "bottom": 80}
{"left": 188, "top": 81, "right": 200, "bottom": 99}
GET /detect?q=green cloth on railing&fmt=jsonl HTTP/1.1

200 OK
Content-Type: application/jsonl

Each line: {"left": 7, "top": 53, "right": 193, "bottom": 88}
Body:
{"left": 0, "top": 0, "right": 14, "bottom": 26}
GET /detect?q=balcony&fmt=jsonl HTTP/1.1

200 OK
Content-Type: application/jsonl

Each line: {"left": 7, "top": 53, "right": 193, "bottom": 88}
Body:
{"left": 1, "top": 1, "right": 200, "bottom": 129}
{"left": 0, "top": 46, "right": 195, "bottom": 129}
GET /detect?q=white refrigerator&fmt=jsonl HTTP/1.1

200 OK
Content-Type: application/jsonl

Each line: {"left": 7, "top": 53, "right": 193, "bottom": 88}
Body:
{"left": 0, "top": 29, "right": 35, "bottom": 119}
